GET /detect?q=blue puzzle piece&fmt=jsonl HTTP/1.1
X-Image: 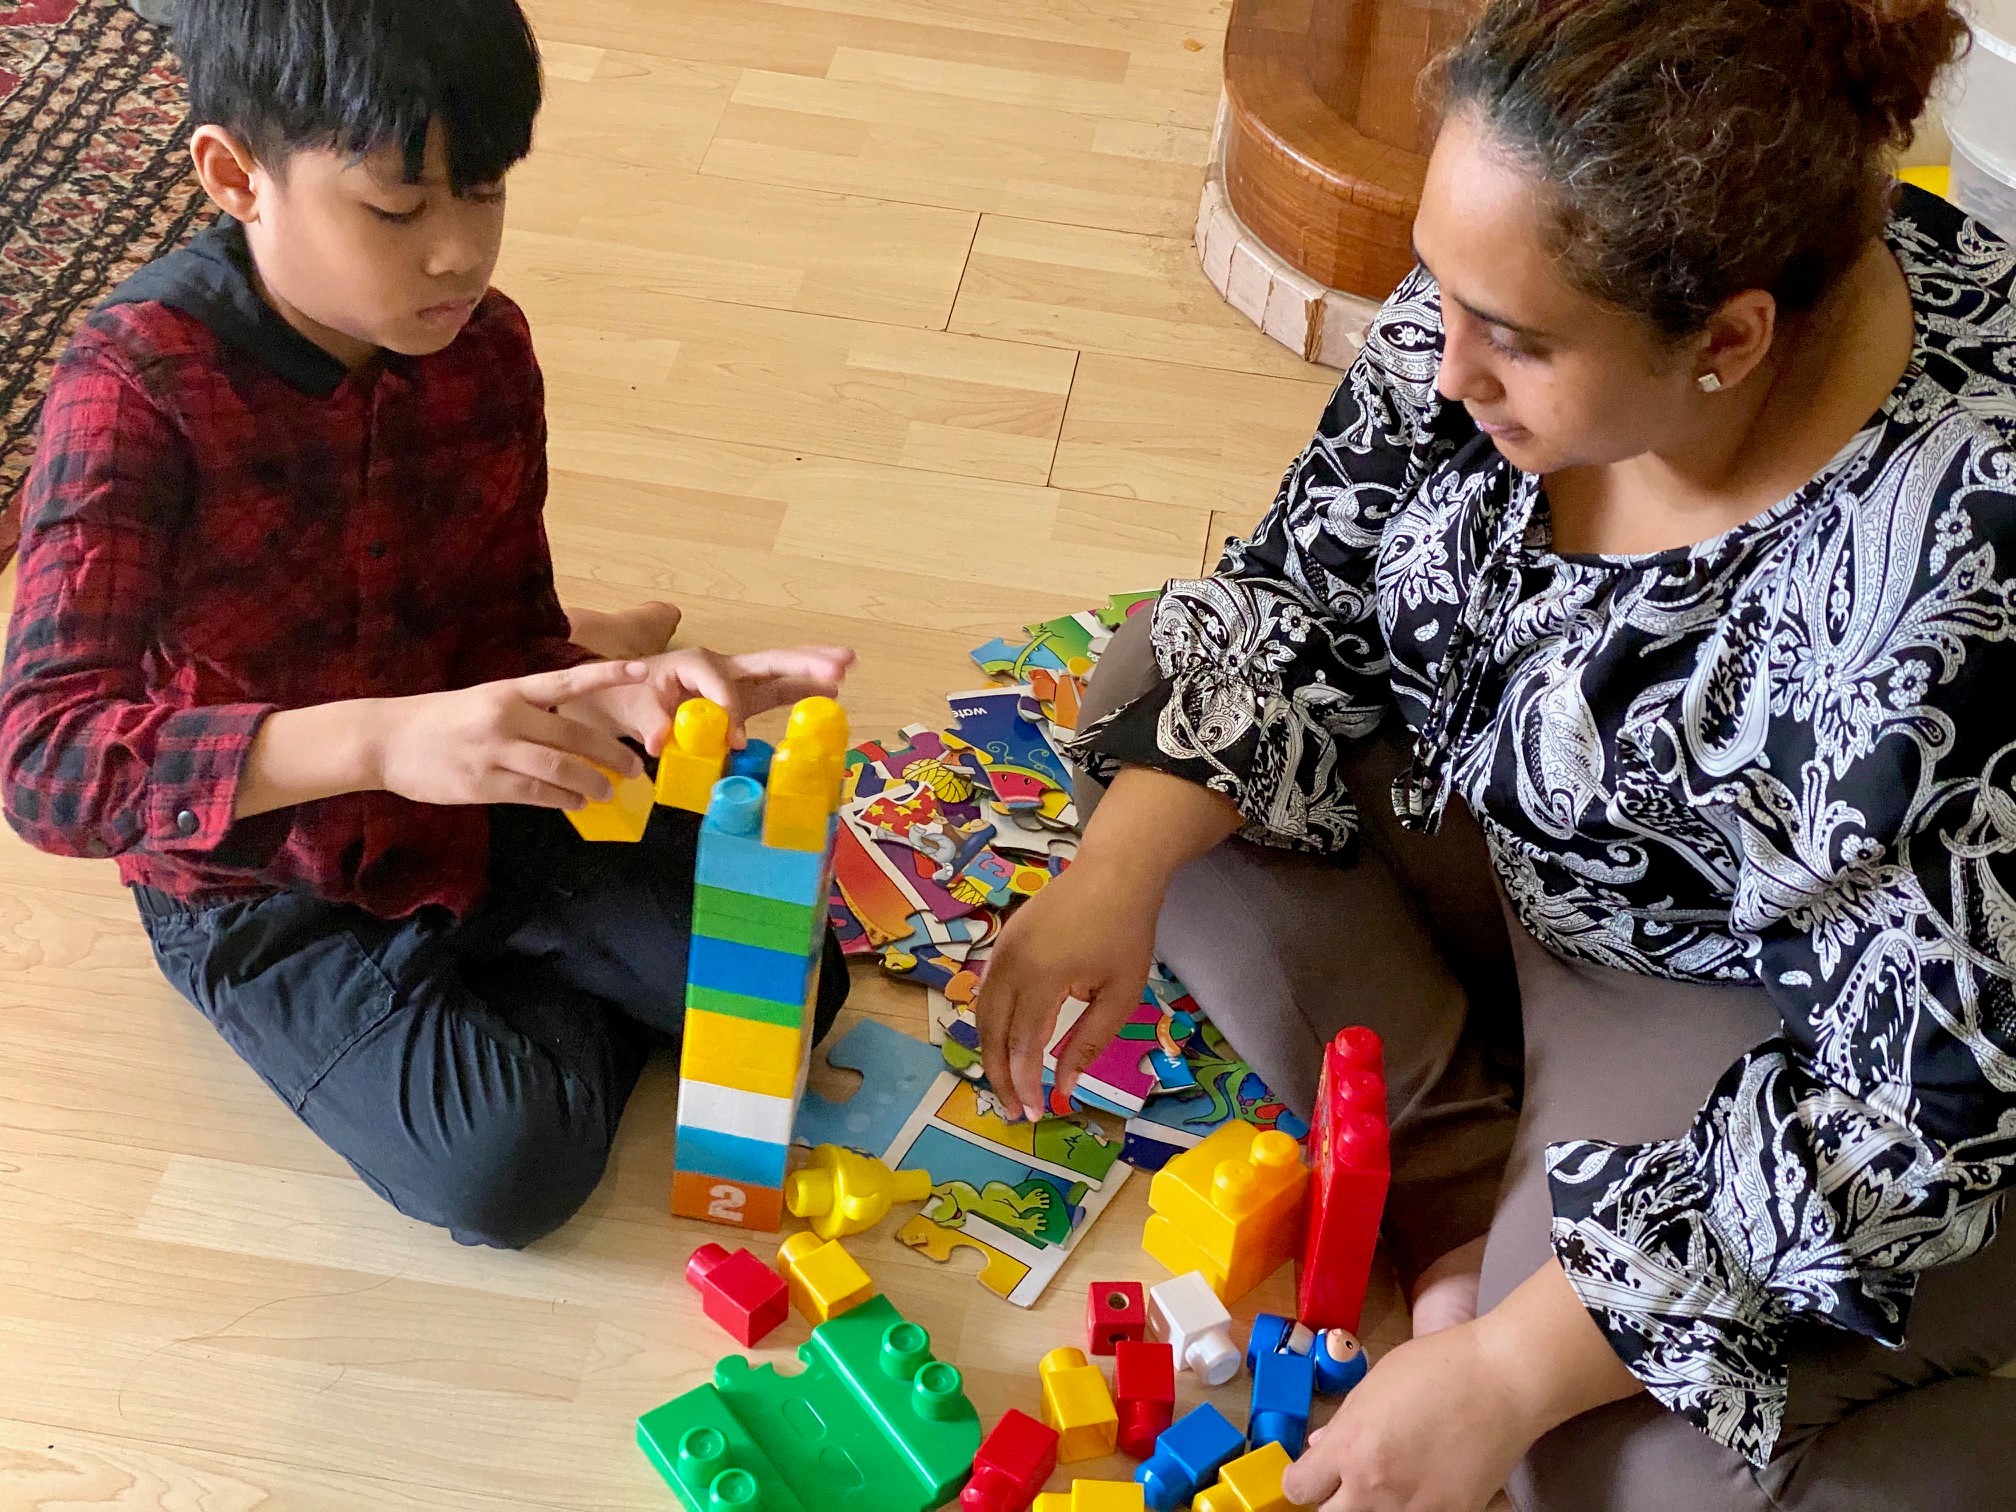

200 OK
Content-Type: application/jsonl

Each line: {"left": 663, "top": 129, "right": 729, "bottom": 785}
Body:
{"left": 793, "top": 1019, "right": 945, "bottom": 1156}
{"left": 901, "top": 1125, "right": 1032, "bottom": 1191}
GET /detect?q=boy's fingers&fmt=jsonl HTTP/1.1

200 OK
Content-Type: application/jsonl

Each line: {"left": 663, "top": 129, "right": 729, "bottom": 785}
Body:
{"left": 502, "top": 741, "right": 617, "bottom": 806}
{"left": 522, "top": 708, "right": 643, "bottom": 779}
{"left": 498, "top": 774, "right": 600, "bottom": 811}
{"left": 737, "top": 675, "right": 846, "bottom": 717}
{"left": 514, "top": 658, "right": 649, "bottom": 710}
{"left": 725, "top": 647, "right": 857, "bottom": 684}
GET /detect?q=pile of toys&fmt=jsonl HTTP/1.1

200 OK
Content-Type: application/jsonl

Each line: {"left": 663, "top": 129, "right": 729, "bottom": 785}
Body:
{"left": 638, "top": 1013, "right": 1393, "bottom": 1510}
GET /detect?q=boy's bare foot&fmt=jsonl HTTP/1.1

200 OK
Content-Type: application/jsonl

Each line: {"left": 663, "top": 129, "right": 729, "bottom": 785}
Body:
{"left": 567, "top": 601, "right": 682, "bottom": 661}
{"left": 1408, "top": 1234, "right": 1488, "bottom": 1337}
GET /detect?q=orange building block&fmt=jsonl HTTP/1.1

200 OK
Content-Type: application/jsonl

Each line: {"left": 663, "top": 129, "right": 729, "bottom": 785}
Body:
{"left": 1143, "top": 1123, "right": 1309, "bottom": 1304}
{"left": 670, "top": 1170, "right": 783, "bottom": 1231}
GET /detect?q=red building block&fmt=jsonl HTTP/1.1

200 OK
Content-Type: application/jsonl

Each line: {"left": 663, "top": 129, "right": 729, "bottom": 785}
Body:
{"left": 963, "top": 1408, "right": 1061, "bottom": 1512}
{"left": 1296, "top": 1027, "right": 1391, "bottom": 1332}
{"left": 1113, "top": 1340, "right": 1176, "bottom": 1460}
{"left": 1085, "top": 1280, "right": 1148, "bottom": 1355}
{"left": 685, "top": 1241, "right": 790, "bottom": 1347}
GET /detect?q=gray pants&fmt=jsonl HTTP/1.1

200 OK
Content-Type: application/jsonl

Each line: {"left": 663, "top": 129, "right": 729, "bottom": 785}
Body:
{"left": 1082, "top": 609, "right": 2016, "bottom": 1512}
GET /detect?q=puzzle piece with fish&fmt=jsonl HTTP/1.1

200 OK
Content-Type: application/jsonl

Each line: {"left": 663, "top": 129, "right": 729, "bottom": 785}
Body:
{"left": 946, "top": 687, "right": 1070, "bottom": 814}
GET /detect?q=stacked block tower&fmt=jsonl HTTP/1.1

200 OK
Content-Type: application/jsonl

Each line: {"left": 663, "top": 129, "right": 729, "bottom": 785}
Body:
{"left": 565, "top": 691, "right": 848, "bottom": 1232}
{"left": 671, "top": 696, "right": 848, "bottom": 1231}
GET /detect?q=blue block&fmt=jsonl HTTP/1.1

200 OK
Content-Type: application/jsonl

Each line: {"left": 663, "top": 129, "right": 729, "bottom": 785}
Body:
{"left": 1136, "top": 1402, "right": 1245, "bottom": 1512}
{"left": 726, "top": 738, "right": 775, "bottom": 781}
{"left": 1245, "top": 1312, "right": 1299, "bottom": 1375}
{"left": 673, "top": 1122, "right": 792, "bottom": 1188}
{"left": 1247, "top": 1349, "right": 1315, "bottom": 1458}
{"left": 694, "top": 817, "right": 831, "bottom": 906}
{"left": 689, "top": 934, "right": 818, "bottom": 1008}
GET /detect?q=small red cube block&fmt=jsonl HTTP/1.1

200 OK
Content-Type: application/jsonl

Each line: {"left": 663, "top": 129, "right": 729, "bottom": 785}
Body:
{"left": 1114, "top": 1339, "right": 1176, "bottom": 1459}
{"left": 962, "top": 1407, "right": 1060, "bottom": 1512}
{"left": 685, "top": 1242, "right": 789, "bottom": 1347}
{"left": 1085, "top": 1279, "right": 1147, "bottom": 1355}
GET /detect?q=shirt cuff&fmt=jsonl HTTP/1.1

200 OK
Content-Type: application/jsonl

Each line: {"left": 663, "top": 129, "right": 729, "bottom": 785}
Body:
{"left": 144, "top": 702, "right": 288, "bottom": 864}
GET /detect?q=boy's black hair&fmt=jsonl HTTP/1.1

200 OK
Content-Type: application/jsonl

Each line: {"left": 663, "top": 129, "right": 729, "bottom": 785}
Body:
{"left": 175, "top": 0, "right": 543, "bottom": 194}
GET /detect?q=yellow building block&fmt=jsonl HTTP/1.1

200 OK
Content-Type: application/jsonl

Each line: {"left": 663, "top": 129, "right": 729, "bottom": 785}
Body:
{"left": 680, "top": 1009, "right": 805, "bottom": 1100}
{"left": 1143, "top": 1122, "right": 1308, "bottom": 1304}
{"left": 565, "top": 768, "right": 656, "bottom": 843}
{"left": 1038, "top": 1347, "right": 1118, "bottom": 1463}
{"left": 785, "top": 1145, "right": 934, "bottom": 1240}
{"left": 1192, "top": 1443, "right": 1295, "bottom": 1512}
{"left": 1033, "top": 1482, "right": 1145, "bottom": 1512}
{"left": 763, "top": 697, "right": 849, "bottom": 852}
{"left": 655, "top": 697, "right": 730, "bottom": 813}
{"left": 776, "top": 1230, "right": 875, "bottom": 1325}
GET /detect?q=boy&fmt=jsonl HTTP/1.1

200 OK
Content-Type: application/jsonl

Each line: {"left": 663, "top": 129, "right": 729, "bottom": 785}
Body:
{"left": 0, "top": 0, "right": 853, "bottom": 1249}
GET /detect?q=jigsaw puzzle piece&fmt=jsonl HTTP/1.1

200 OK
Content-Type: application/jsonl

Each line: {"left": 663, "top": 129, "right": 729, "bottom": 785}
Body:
{"left": 898, "top": 1215, "right": 1034, "bottom": 1299}
{"left": 794, "top": 1019, "right": 948, "bottom": 1157}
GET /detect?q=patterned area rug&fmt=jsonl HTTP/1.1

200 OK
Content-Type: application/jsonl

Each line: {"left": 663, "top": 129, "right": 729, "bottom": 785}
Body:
{"left": 0, "top": 0, "right": 211, "bottom": 569}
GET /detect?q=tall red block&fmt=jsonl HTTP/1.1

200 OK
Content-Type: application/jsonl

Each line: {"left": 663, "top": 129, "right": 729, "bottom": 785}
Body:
{"left": 963, "top": 1408, "right": 1060, "bottom": 1512}
{"left": 1086, "top": 1279, "right": 1148, "bottom": 1355}
{"left": 685, "top": 1242, "right": 790, "bottom": 1347}
{"left": 1114, "top": 1340, "right": 1176, "bottom": 1460}
{"left": 1296, "top": 1026, "right": 1391, "bottom": 1332}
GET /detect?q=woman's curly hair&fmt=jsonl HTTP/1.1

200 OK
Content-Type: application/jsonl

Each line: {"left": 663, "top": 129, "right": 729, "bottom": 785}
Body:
{"left": 1430, "top": 0, "right": 1971, "bottom": 336}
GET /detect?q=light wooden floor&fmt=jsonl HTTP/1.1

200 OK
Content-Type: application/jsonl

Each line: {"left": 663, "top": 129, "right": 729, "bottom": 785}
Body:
{"left": 0, "top": 0, "right": 1373, "bottom": 1504}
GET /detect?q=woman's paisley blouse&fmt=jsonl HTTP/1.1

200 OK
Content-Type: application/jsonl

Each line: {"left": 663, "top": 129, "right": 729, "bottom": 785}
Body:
{"left": 1075, "top": 188, "right": 2016, "bottom": 1465}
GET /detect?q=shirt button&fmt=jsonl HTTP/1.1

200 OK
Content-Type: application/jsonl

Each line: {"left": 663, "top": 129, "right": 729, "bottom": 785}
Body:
{"left": 175, "top": 811, "right": 199, "bottom": 837}
{"left": 368, "top": 541, "right": 387, "bottom": 559}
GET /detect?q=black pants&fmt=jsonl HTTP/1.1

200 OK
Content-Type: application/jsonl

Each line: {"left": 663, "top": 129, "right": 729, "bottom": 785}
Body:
{"left": 136, "top": 804, "right": 849, "bottom": 1249}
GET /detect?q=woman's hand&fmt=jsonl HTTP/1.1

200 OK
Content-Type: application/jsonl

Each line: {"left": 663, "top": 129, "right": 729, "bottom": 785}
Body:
{"left": 1282, "top": 1325, "right": 1535, "bottom": 1512}
{"left": 1283, "top": 1261, "right": 1642, "bottom": 1511}
{"left": 583, "top": 644, "right": 857, "bottom": 753}
{"left": 975, "top": 850, "right": 1162, "bottom": 1120}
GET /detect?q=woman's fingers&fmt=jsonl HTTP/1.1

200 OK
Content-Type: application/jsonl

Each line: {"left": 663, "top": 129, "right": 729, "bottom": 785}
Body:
{"left": 1052, "top": 984, "right": 1138, "bottom": 1106}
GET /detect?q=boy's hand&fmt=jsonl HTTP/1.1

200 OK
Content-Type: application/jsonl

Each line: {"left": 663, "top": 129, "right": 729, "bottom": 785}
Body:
{"left": 374, "top": 660, "right": 652, "bottom": 809}
{"left": 588, "top": 645, "right": 857, "bottom": 754}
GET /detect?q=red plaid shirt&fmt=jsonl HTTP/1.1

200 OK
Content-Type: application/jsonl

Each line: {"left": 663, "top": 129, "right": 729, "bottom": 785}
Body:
{"left": 0, "top": 221, "right": 592, "bottom": 918}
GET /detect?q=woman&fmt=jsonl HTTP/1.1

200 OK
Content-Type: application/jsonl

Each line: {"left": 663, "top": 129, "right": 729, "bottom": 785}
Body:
{"left": 977, "top": 0, "right": 2016, "bottom": 1505}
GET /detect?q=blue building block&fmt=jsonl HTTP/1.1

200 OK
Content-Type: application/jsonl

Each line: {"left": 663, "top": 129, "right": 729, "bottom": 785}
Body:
{"left": 693, "top": 777, "right": 831, "bottom": 905}
{"left": 1247, "top": 1348, "right": 1315, "bottom": 1458}
{"left": 675, "top": 1123, "right": 793, "bottom": 1188}
{"left": 1244, "top": 1313, "right": 1301, "bottom": 1375}
{"left": 727, "top": 738, "right": 776, "bottom": 781}
{"left": 689, "top": 934, "right": 820, "bottom": 1009}
{"left": 1135, "top": 1402, "right": 1244, "bottom": 1512}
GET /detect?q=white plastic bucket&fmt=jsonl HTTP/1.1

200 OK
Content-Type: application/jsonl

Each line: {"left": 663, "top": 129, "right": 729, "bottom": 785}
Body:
{"left": 1949, "top": 0, "right": 2016, "bottom": 239}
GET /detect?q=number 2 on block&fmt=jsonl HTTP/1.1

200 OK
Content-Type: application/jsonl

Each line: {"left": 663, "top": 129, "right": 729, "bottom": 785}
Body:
{"left": 707, "top": 1184, "right": 746, "bottom": 1222}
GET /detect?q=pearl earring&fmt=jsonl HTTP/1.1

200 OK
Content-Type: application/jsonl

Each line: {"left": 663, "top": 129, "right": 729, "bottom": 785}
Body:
{"left": 1697, "top": 372, "right": 1723, "bottom": 394}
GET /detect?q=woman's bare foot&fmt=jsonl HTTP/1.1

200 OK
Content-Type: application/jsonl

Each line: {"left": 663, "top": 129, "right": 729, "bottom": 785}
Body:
{"left": 1408, "top": 1234, "right": 1488, "bottom": 1337}
{"left": 567, "top": 601, "right": 682, "bottom": 660}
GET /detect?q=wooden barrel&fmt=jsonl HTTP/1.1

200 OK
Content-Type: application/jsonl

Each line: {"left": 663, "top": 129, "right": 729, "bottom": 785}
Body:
{"left": 1221, "top": 0, "right": 1472, "bottom": 301}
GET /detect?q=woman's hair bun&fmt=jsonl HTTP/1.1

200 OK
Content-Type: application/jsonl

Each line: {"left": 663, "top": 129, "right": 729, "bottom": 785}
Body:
{"left": 1832, "top": 0, "right": 1972, "bottom": 148}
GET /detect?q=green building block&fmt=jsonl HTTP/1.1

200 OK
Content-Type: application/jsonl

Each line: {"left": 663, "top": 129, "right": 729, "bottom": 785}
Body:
{"left": 636, "top": 1295, "right": 981, "bottom": 1512}
{"left": 692, "top": 884, "right": 820, "bottom": 956}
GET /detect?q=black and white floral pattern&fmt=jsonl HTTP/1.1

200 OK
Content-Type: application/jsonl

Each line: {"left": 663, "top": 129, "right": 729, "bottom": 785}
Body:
{"left": 1075, "top": 188, "right": 2016, "bottom": 1466}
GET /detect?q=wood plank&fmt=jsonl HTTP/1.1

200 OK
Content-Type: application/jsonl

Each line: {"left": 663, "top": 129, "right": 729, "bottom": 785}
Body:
{"left": 1051, "top": 350, "right": 1332, "bottom": 511}
{"left": 951, "top": 214, "right": 1338, "bottom": 381}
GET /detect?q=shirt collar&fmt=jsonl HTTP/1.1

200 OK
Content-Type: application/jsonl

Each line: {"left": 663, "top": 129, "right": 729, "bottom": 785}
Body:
{"left": 98, "top": 217, "right": 355, "bottom": 399}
